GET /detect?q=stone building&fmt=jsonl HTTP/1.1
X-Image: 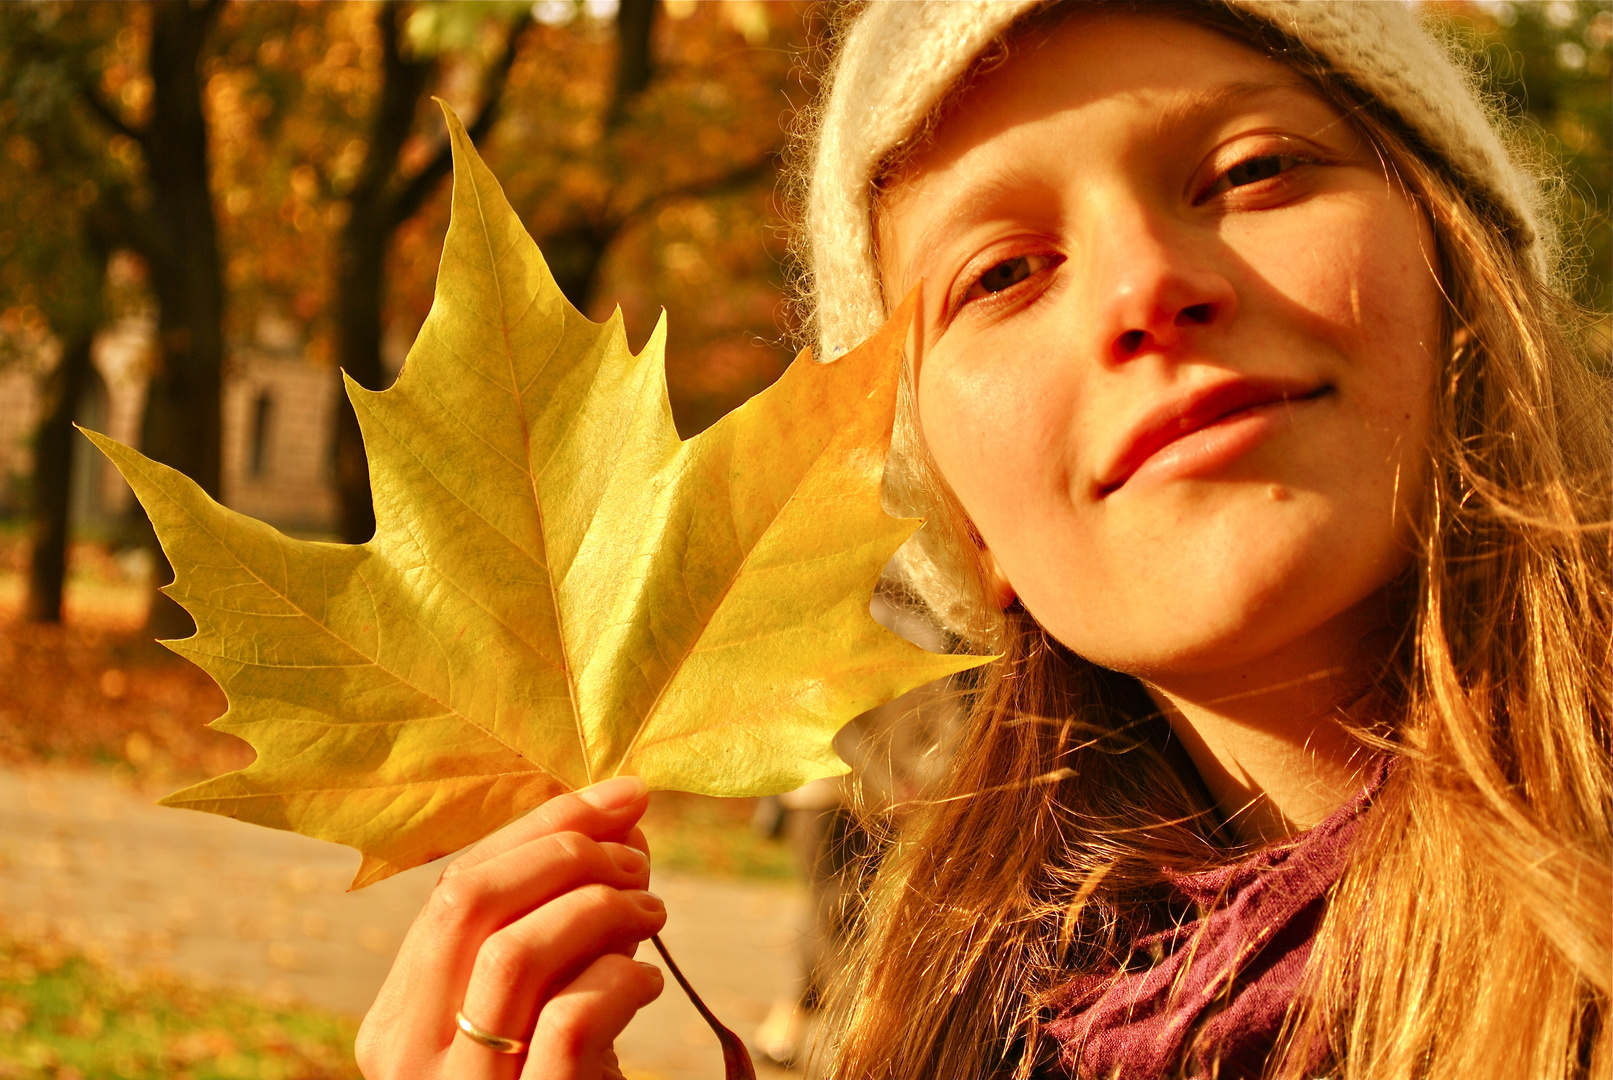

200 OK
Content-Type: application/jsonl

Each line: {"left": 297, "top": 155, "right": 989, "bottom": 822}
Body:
{"left": 0, "top": 313, "right": 343, "bottom": 538}
{"left": 220, "top": 314, "right": 341, "bottom": 535}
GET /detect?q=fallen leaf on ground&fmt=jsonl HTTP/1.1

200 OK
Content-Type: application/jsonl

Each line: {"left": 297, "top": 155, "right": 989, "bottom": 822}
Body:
{"left": 86, "top": 104, "right": 987, "bottom": 889}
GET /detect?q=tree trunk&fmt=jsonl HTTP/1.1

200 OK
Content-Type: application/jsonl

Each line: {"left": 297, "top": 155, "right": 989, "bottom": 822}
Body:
{"left": 539, "top": 222, "right": 614, "bottom": 311}
{"left": 25, "top": 326, "right": 96, "bottom": 623}
{"left": 332, "top": 222, "right": 391, "bottom": 544}
{"left": 331, "top": 1, "right": 436, "bottom": 544}
{"left": 136, "top": 0, "right": 226, "bottom": 639}
{"left": 536, "top": 3, "right": 658, "bottom": 312}
{"left": 607, "top": 0, "right": 658, "bottom": 127}
{"left": 328, "top": 0, "right": 669, "bottom": 542}
{"left": 332, "top": 1, "right": 528, "bottom": 544}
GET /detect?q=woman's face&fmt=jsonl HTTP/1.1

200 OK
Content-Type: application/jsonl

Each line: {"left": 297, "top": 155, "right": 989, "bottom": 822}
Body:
{"left": 879, "top": 14, "right": 1441, "bottom": 687}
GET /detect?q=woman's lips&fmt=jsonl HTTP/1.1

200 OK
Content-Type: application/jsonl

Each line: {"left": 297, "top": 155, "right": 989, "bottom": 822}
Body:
{"left": 1096, "top": 379, "right": 1332, "bottom": 497}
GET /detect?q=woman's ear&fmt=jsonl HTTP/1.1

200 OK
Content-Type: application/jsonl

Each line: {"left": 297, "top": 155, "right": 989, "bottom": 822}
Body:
{"left": 981, "top": 548, "right": 1017, "bottom": 610}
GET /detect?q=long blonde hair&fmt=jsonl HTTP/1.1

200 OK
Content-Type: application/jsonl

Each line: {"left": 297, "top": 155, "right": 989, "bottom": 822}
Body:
{"left": 819, "top": 7, "right": 1612, "bottom": 1079}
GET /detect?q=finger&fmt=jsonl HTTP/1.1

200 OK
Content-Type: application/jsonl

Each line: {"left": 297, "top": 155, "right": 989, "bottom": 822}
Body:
{"left": 451, "top": 775, "right": 650, "bottom": 877}
{"left": 359, "top": 777, "right": 652, "bottom": 1074}
{"left": 458, "top": 884, "right": 666, "bottom": 1051}
{"left": 520, "top": 954, "right": 664, "bottom": 1080}
{"left": 360, "top": 908, "right": 462, "bottom": 1077}
{"left": 377, "top": 831, "right": 653, "bottom": 1059}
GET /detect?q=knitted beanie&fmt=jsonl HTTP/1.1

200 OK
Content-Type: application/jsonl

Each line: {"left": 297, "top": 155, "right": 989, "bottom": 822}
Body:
{"left": 801, "top": 0, "right": 1551, "bottom": 641}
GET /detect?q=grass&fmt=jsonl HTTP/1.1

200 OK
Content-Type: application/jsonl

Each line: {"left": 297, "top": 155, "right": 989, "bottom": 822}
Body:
{"left": 0, "top": 931, "right": 361, "bottom": 1080}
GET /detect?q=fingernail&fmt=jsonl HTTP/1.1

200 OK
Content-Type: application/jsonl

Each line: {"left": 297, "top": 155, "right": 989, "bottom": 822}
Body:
{"left": 608, "top": 844, "right": 648, "bottom": 874}
{"left": 637, "top": 960, "right": 664, "bottom": 982}
{"left": 576, "top": 775, "right": 648, "bottom": 811}
{"left": 631, "top": 890, "right": 665, "bottom": 915}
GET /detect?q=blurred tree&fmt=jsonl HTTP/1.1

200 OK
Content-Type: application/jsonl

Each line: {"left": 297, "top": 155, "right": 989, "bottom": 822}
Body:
{"left": 199, "top": 0, "right": 816, "bottom": 401}
{"left": 1440, "top": 0, "right": 1612, "bottom": 322}
{"left": 6, "top": 0, "right": 833, "bottom": 604}
{"left": 388, "top": 0, "right": 816, "bottom": 437}
{"left": 96, "top": 1, "right": 230, "bottom": 638}
{"left": 193, "top": 0, "right": 823, "bottom": 535}
{"left": 331, "top": 1, "right": 532, "bottom": 544}
{"left": 21, "top": 239, "right": 107, "bottom": 625}
{"left": 0, "top": 1, "right": 231, "bottom": 637}
{"left": 130, "top": 2, "right": 228, "bottom": 502}
{"left": 0, "top": 4, "right": 121, "bottom": 622}
{"left": 311, "top": 0, "right": 802, "bottom": 543}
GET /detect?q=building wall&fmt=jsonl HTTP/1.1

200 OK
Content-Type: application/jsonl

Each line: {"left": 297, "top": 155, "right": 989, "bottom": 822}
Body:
{"left": 0, "top": 315, "right": 342, "bottom": 538}
{"left": 0, "top": 360, "right": 38, "bottom": 517}
{"left": 222, "top": 349, "right": 340, "bottom": 535}
{"left": 88, "top": 316, "right": 150, "bottom": 518}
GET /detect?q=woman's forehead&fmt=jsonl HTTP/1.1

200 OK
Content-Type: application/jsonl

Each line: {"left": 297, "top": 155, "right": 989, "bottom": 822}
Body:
{"left": 894, "top": 13, "right": 1313, "bottom": 181}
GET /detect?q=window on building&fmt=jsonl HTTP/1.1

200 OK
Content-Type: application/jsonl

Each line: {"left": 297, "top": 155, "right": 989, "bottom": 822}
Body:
{"left": 249, "top": 390, "right": 274, "bottom": 478}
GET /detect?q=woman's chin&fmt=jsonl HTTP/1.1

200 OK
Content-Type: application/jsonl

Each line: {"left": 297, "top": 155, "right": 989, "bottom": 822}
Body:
{"left": 1044, "top": 566, "right": 1403, "bottom": 696}
{"left": 1066, "top": 628, "right": 1295, "bottom": 686}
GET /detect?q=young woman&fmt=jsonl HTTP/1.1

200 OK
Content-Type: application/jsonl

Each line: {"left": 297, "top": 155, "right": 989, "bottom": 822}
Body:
{"left": 355, "top": 3, "right": 1611, "bottom": 1078}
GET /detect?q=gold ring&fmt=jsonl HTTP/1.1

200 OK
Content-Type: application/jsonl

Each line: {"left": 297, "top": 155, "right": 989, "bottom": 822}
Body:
{"left": 455, "top": 1009, "right": 528, "bottom": 1055}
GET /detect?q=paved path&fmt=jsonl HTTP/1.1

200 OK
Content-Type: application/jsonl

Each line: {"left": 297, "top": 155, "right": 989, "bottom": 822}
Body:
{"left": 0, "top": 766, "right": 797, "bottom": 1079}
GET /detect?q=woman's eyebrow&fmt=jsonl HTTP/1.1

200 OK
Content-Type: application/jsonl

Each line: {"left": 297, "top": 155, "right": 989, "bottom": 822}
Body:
{"left": 1156, "top": 75, "right": 1322, "bottom": 130}
{"left": 899, "top": 162, "right": 1050, "bottom": 286}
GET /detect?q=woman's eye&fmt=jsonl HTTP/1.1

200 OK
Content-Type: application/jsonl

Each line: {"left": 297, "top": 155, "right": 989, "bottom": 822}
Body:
{"left": 1202, "top": 154, "right": 1304, "bottom": 200}
{"left": 961, "top": 253, "right": 1054, "bottom": 305}
{"left": 1226, "top": 154, "right": 1293, "bottom": 186}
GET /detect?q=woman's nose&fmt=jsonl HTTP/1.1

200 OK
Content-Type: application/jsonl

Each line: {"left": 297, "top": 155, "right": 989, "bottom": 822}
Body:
{"left": 1083, "top": 206, "right": 1238, "bottom": 365}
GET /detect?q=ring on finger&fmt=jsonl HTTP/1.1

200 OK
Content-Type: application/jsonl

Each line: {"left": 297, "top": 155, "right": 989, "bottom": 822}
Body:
{"left": 456, "top": 1009, "right": 528, "bottom": 1055}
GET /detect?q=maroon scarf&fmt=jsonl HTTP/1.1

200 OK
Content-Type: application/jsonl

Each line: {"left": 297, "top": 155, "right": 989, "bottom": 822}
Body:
{"left": 1044, "top": 767, "right": 1383, "bottom": 1079}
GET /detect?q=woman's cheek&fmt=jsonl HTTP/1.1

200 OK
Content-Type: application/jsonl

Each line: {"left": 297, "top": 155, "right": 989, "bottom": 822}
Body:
{"left": 918, "top": 350, "right": 1048, "bottom": 542}
{"left": 1225, "top": 191, "right": 1397, "bottom": 336}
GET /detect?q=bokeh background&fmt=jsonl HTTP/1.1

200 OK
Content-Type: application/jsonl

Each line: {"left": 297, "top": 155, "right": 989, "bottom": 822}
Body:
{"left": 0, "top": 1, "right": 1606, "bottom": 1078}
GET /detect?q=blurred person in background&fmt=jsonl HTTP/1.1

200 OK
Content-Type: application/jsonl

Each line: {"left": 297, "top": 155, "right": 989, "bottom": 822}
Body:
{"left": 751, "top": 586, "right": 966, "bottom": 1068}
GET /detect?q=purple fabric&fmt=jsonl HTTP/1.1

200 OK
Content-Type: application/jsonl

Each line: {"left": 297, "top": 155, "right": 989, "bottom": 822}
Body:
{"left": 1045, "top": 768, "right": 1384, "bottom": 1079}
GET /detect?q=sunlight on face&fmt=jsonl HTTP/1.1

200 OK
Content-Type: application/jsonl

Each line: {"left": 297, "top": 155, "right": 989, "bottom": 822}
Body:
{"left": 878, "top": 14, "right": 1442, "bottom": 690}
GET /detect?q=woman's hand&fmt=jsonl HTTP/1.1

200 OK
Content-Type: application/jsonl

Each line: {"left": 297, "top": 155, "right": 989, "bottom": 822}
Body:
{"left": 356, "top": 775, "right": 667, "bottom": 1080}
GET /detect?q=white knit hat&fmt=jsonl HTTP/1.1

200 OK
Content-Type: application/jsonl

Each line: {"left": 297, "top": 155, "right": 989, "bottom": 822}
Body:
{"left": 801, "top": 0, "right": 1552, "bottom": 641}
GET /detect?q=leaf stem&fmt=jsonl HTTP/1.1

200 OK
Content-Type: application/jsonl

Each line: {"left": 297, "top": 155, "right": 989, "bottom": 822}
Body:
{"left": 649, "top": 932, "right": 756, "bottom": 1080}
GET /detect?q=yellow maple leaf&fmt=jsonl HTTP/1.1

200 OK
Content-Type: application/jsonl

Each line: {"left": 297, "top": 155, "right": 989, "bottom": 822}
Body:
{"left": 85, "top": 105, "right": 987, "bottom": 889}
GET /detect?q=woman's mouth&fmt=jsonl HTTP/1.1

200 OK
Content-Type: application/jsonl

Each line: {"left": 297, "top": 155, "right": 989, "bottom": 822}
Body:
{"left": 1096, "top": 379, "right": 1333, "bottom": 497}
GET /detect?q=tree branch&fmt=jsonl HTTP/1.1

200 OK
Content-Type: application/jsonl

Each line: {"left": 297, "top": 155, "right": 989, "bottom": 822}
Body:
{"left": 606, "top": 0, "right": 658, "bottom": 130}
{"left": 383, "top": 12, "right": 533, "bottom": 233}
{"left": 348, "top": 0, "right": 434, "bottom": 213}
{"left": 539, "top": 147, "right": 776, "bottom": 308}
{"left": 84, "top": 169, "right": 165, "bottom": 269}
{"left": 78, "top": 80, "right": 147, "bottom": 147}
{"left": 611, "top": 147, "right": 778, "bottom": 230}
